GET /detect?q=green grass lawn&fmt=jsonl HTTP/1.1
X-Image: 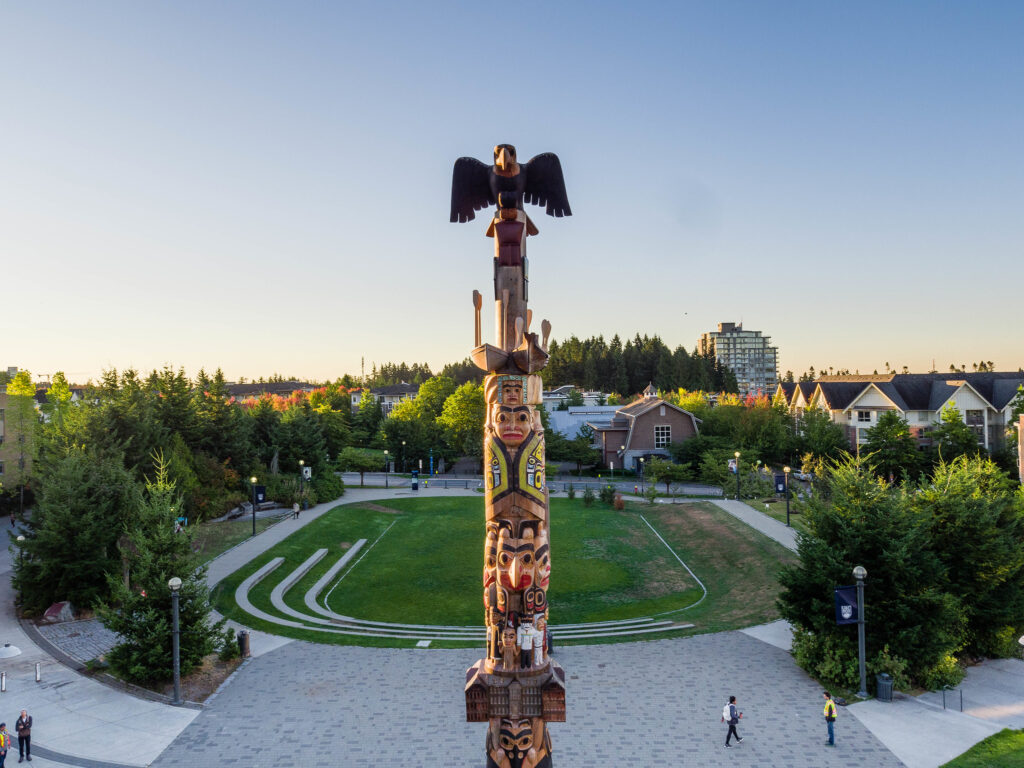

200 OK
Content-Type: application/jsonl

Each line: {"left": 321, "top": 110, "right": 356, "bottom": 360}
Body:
{"left": 940, "top": 729, "right": 1024, "bottom": 767}
{"left": 193, "top": 516, "right": 281, "bottom": 563}
{"left": 212, "top": 497, "right": 796, "bottom": 648}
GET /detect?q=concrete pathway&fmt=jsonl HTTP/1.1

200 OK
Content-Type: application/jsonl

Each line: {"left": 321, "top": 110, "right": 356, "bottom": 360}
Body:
{"left": 708, "top": 498, "right": 799, "bottom": 551}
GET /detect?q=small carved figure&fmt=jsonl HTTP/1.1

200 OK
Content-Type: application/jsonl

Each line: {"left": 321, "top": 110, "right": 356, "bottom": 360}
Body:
{"left": 501, "top": 626, "right": 519, "bottom": 670}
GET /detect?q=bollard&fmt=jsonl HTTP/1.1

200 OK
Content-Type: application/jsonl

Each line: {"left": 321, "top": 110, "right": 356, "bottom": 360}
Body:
{"left": 2, "top": 670, "right": 6, "bottom": 692}
{"left": 237, "top": 630, "right": 251, "bottom": 658}
{"left": 35, "top": 662, "right": 41, "bottom": 682}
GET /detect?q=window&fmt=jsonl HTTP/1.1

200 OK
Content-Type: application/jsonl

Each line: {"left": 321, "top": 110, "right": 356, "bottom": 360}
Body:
{"left": 0, "top": 461, "right": 4, "bottom": 475}
{"left": 857, "top": 411, "right": 871, "bottom": 423}
{"left": 654, "top": 425, "right": 671, "bottom": 448}
{"left": 965, "top": 410, "right": 983, "bottom": 426}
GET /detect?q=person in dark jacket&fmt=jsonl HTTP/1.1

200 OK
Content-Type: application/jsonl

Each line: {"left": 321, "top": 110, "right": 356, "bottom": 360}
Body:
{"left": 14, "top": 711, "right": 30, "bottom": 762}
{"left": 724, "top": 695, "right": 743, "bottom": 747}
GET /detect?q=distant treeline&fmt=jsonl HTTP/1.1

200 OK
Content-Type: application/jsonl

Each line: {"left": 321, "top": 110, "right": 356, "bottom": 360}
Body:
{"left": 359, "top": 334, "right": 737, "bottom": 396}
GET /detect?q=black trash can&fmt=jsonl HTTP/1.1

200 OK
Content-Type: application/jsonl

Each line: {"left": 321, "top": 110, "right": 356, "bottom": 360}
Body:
{"left": 238, "top": 630, "right": 251, "bottom": 658}
{"left": 876, "top": 672, "right": 893, "bottom": 702}
{"left": 411, "top": 470, "right": 419, "bottom": 491}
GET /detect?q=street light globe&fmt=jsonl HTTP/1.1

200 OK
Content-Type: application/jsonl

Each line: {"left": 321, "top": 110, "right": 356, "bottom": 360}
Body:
{"left": 299, "top": 459, "right": 304, "bottom": 467}
{"left": 168, "top": 576, "right": 182, "bottom": 591}
{"left": 250, "top": 476, "right": 257, "bottom": 484}
{"left": 17, "top": 535, "right": 25, "bottom": 543}
{"left": 784, "top": 466, "right": 791, "bottom": 474}
{"left": 384, "top": 450, "right": 388, "bottom": 455}
{"left": 734, "top": 451, "right": 741, "bottom": 459}
{"left": 853, "top": 565, "right": 867, "bottom": 581}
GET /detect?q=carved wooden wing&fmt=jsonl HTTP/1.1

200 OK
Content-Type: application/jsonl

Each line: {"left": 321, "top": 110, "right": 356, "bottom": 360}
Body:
{"left": 451, "top": 157, "right": 495, "bottom": 223}
{"left": 523, "top": 153, "right": 571, "bottom": 218}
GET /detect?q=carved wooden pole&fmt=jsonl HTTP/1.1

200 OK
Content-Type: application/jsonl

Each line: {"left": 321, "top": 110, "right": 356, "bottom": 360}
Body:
{"left": 453, "top": 145, "right": 570, "bottom": 768}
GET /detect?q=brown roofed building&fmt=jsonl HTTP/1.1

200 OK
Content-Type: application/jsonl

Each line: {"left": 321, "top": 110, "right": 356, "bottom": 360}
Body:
{"left": 589, "top": 384, "right": 701, "bottom": 472}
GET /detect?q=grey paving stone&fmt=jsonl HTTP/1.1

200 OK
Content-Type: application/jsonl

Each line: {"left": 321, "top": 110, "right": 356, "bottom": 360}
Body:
{"left": 150, "top": 632, "right": 904, "bottom": 768}
{"left": 37, "top": 618, "right": 120, "bottom": 663}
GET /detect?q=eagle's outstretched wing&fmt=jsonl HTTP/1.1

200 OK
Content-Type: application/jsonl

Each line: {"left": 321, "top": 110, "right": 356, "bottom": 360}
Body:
{"left": 450, "top": 157, "right": 494, "bottom": 223}
{"left": 523, "top": 153, "right": 571, "bottom": 218}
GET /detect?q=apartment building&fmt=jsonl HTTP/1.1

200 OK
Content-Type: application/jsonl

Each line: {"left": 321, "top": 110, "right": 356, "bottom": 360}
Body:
{"left": 700, "top": 322, "right": 778, "bottom": 396}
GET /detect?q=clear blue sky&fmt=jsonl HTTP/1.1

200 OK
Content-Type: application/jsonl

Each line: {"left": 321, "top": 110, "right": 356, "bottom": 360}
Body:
{"left": 3, "top": 2, "right": 1022, "bottom": 384}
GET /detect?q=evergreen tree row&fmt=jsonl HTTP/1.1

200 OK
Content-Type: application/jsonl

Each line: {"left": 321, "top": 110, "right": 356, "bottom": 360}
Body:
{"left": 543, "top": 333, "right": 738, "bottom": 395}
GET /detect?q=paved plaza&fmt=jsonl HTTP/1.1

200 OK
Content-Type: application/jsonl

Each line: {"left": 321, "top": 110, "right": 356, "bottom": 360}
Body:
{"left": 150, "top": 630, "right": 903, "bottom": 768}
{"left": 3, "top": 486, "right": 1022, "bottom": 767}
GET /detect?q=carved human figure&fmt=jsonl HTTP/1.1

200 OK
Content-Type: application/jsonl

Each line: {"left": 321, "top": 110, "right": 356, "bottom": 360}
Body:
{"left": 534, "top": 615, "right": 548, "bottom": 665}
{"left": 493, "top": 403, "right": 532, "bottom": 448}
{"left": 500, "top": 626, "right": 519, "bottom": 670}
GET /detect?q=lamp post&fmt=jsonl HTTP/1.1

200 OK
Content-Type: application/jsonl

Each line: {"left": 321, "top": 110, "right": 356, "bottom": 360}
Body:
{"left": 429, "top": 447, "right": 434, "bottom": 477}
{"left": 734, "top": 451, "right": 741, "bottom": 499}
{"left": 383, "top": 450, "right": 389, "bottom": 488}
{"left": 402, "top": 440, "right": 407, "bottom": 473}
{"left": 854, "top": 565, "right": 868, "bottom": 699}
{"left": 250, "top": 476, "right": 258, "bottom": 536}
{"left": 16, "top": 534, "right": 25, "bottom": 568}
{"left": 639, "top": 457, "right": 645, "bottom": 494}
{"left": 783, "top": 466, "right": 791, "bottom": 527}
{"left": 298, "top": 459, "right": 305, "bottom": 511}
{"left": 168, "top": 576, "right": 182, "bottom": 705}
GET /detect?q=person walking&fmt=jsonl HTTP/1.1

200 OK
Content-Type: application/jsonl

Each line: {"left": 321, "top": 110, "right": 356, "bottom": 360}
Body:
{"left": 14, "top": 710, "right": 30, "bottom": 762}
{"left": 0, "top": 722, "right": 10, "bottom": 768}
{"left": 723, "top": 695, "right": 743, "bottom": 747}
{"left": 823, "top": 691, "right": 837, "bottom": 746}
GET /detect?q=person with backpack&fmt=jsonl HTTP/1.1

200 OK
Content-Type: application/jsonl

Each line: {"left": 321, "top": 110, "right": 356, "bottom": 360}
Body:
{"left": 823, "top": 691, "right": 838, "bottom": 746}
{"left": 722, "top": 695, "right": 743, "bottom": 747}
{"left": 0, "top": 722, "right": 9, "bottom": 767}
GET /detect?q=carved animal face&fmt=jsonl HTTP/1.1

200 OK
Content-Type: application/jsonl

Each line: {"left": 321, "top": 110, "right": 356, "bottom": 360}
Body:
{"left": 497, "top": 718, "right": 534, "bottom": 767}
{"left": 497, "top": 528, "right": 534, "bottom": 590}
{"left": 484, "top": 529, "right": 497, "bottom": 587}
{"left": 535, "top": 528, "right": 551, "bottom": 588}
{"left": 493, "top": 144, "right": 518, "bottom": 172}
{"left": 524, "top": 586, "right": 546, "bottom": 615}
{"left": 493, "top": 404, "right": 532, "bottom": 447}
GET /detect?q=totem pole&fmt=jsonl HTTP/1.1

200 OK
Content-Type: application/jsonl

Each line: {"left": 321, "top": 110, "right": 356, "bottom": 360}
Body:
{"left": 452, "top": 145, "right": 571, "bottom": 767}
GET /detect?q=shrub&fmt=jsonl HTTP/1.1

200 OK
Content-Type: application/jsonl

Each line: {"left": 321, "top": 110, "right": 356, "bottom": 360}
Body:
{"left": 643, "top": 485, "right": 658, "bottom": 504}
{"left": 582, "top": 487, "right": 596, "bottom": 507}
{"left": 868, "top": 645, "right": 911, "bottom": 692}
{"left": 312, "top": 471, "right": 345, "bottom": 503}
{"left": 566, "top": 483, "right": 576, "bottom": 500}
{"left": 599, "top": 484, "right": 616, "bottom": 505}
{"left": 918, "top": 653, "right": 965, "bottom": 690}
{"left": 612, "top": 493, "right": 625, "bottom": 511}
{"left": 791, "top": 627, "right": 859, "bottom": 691}
{"left": 218, "top": 627, "right": 240, "bottom": 661}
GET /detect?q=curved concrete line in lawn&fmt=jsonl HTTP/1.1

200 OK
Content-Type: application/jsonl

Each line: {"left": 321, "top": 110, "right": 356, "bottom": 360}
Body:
{"left": 240, "top": 550, "right": 693, "bottom": 641}
{"left": 638, "top": 513, "right": 709, "bottom": 617}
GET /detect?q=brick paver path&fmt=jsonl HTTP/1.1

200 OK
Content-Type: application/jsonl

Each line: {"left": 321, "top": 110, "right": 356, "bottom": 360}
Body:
{"left": 151, "top": 632, "right": 902, "bottom": 767}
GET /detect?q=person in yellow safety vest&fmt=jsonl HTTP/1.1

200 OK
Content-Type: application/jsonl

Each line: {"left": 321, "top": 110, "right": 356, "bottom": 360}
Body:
{"left": 823, "top": 691, "right": 838, "bottom": 747}
{"left": 0, "top": 722, "right": 9, "bottom": 767}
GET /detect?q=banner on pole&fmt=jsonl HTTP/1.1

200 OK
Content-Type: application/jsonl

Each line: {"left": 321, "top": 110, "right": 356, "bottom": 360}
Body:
{"left": 834, "top": 585, "right": 858, "bottom": 625}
